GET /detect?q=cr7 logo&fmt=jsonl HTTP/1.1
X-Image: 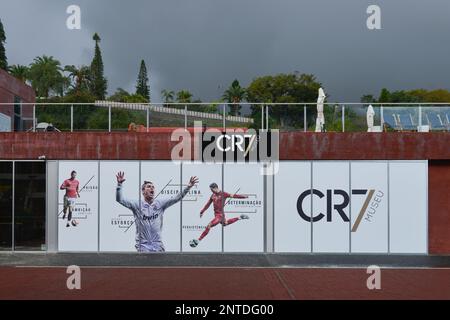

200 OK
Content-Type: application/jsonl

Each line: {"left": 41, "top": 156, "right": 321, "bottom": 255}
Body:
{"left": 296, "top": 189, "right": 380, "bottom": 225}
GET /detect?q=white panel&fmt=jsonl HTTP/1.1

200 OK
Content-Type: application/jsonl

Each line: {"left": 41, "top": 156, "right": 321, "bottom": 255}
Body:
{"left": 313, "top": 162, "right": 350, "bottom": 253}
{"left": 58, "top": 161, "right": 98, "bottom": 252}
{"left": 141, "top": 161, "right": 181, "bottom": 252}
{"left": 99, "top": 161, "right": 139, "bottom": 252}
{"left": 223, "top": 163, "right": 264, "bottom": 252}
{"left": 389, "top": 161, "right": 427, "bottom": 254}
{"left": 274, "top": 162, "right": 311, "bottom": 253}
{"left": 182, "top": 162, "right": 222, "bottom": 252}
{"left": 351, "top": 162, "right": 388, "bottom": 253}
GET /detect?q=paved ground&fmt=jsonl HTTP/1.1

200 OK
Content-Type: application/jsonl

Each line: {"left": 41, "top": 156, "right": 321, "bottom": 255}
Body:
{"left": 0, "top": 267, "right": 449, "bottom": 300}
{"left": 0, "top": 254, "right": 449, "bottom": 300}
{"left": 1, "top": 253, "right": 449, "bottom": 268}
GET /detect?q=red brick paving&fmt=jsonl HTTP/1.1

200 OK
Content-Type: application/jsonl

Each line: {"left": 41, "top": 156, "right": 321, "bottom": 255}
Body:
{"left": 0, "top": 267, "right": 448, "bottom": 300}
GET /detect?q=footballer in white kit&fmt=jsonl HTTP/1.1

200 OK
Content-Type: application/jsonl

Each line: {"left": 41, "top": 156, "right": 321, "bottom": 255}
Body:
{"left": 115, "top": 171, "right": 198, "bottom": 252}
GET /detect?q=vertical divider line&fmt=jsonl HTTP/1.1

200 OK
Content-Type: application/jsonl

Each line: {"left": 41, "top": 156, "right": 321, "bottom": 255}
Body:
{"left": 310, "top": 161, "right": 313, "bottom": 253}
{"left": 387, "top": 161, "right": 390, "bottom": 254}
{"left": 349, "top": 161, "right": 352, "bottom": 254}
{"left": 272, "top": 165, "right": 275, "bottom": 253}
{"left": 180, "top": 162, "right": 183, "bottom": 252}
{"left": 263, "top": 163, "right": 267, "bottom": 252}
{"left": 12, "top": 161, "right": 15, "bottom": 252}
{"left": 138, "top": 161, "right": 142, "bottom": 252}
{"left": 221, "top": 162, "right": 225, "bottom": 253}
{"left": 45, "top": 161, "right": 48, "bottom": 251}
{"left": 56, "top": 161, "right": 59, "bottom": 252}
{"left": 425, "top": 160, "right": 429, "bottom": 254}
{"left": 97, "top": 161, "right": 100, "bottom": 252}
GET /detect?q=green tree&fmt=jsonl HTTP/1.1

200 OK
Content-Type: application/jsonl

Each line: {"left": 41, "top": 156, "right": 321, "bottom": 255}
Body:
{"left": 247, "top": 73, "right": 321, "bottom": 128}
{"left": 64, "top": 65, "right": 91, "bottom": 93}
{"left": 28, "top": 55, "right": 65, "bottom": 98}
{"left": 360, "top": 94, "right": 376, "bottom": 104}
{"left": 222, "top": 79, "right": 247, "bottom": 116}
{"left": 89, "top": 33, "right": 107, "bottom": 100}
{"left": 378, "top": 88, "right": 391, "bottom": 103}
{"left": 109, "top": 88, "right": 148, "bottom": 103}
{"left": 371, "top": 88, "right": 450, "bottom": 103}
{"left": 135, "top": 60, "right": 150, "bottom": 101}
{"left": 0, "top": 19, "right": 7, "bottom": 70}
{"left": 8, "top": 64, "right": 28, "bottom": 82}
{"left": 161, "top": 89, "right": 175, "bottom": 106}
{"left": 176, "top": 90, "right": 193, "bottom": 103}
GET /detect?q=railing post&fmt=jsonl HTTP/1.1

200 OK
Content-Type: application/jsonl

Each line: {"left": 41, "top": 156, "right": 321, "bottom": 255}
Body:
{"left": 261, "top": 105, "right": 265, "bottom": 130}
{"left": 146, "top": 105, "right": 150, "bottom": 132}
{"left": 380, "top": 104, "right": 384, "bottom": 130}
{"left": 70, "top": 104, "right": 73, "bottom": 132}
{"left": 32, "top": 104, "right": 36, "bottom": 132}
{"left": 108, "top": 105, "right": 111, "bottom": 132}
{"left": 223, "top": 104, "right": 226, "bottom": 131}
{"left": 266, "top": 104, "right": 269, "bottom": 130}
{"left": 418, "top": 104, "right": 422, "bottom": 131}
{"left": 342, "top": 104, "right": 345, "bottom": 132}
{"left": 304, "top": 104, "right": 307, "bottom": 132}
{"left": 184, "top": 105, "right": 187, "bottom": 131}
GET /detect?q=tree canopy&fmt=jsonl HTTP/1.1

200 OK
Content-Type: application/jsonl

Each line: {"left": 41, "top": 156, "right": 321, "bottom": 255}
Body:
{"left": 135, "top": 60, "right": 150, "bottom": 102}
{"left": 0, "top": 19, "right": 7, "bottom": 70}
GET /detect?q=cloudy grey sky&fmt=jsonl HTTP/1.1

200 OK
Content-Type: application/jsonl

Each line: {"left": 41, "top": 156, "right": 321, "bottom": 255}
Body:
{"left": 1, "top": 0, "right": 449, "bottom": 102}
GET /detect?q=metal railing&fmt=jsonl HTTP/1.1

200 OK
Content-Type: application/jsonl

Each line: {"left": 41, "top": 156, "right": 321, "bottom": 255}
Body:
{"left": 0, "top": 102, "right": 449, "bottom": 133}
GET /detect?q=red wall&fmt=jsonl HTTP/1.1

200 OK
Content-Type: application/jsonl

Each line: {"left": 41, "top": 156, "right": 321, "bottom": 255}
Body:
{"left": 0, "top": 131, "right": 449, "bottom": 254}
{"left": 0, "top": 132, "right": 449, "bottom": 160}
{"left": 0, "top": 69, "right": 36, "bottom": 130}
{"left": 428, "top": 160, "right": 450, "bottom": 254}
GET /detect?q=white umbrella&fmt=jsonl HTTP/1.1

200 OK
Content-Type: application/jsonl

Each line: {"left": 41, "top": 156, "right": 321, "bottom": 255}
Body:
{"left": 315, "top": 88, "right": 326, "bottom": 132}
{"left": 367, "top": 105, "right": 375, "bottom": 132}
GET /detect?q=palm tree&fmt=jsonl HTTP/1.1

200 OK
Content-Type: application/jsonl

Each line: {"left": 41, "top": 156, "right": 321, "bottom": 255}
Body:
{"left": 8, "top": 64, "right": 29, "bottom": 83}
{"left": 64, "top": 65, "right": 91, "bottom": 93}
{"left": 176, "top": 90, "right": 193, "bottom": 104}
{"left": 222, "top": 79, "right": 247, "bottom": 116}
{"left": 28, "top": 55, "right": 64, "bottom": 98}
{"left": 161, "top": 89, "right": 175, "bottom": 107}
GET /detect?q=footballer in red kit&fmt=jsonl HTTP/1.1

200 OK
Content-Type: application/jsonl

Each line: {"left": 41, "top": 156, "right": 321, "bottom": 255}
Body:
{"left": 190, "top": 182, "right": 250, "bottom": 248}
{"left": 60, "top": 170, "right": 80, "bottom": 227}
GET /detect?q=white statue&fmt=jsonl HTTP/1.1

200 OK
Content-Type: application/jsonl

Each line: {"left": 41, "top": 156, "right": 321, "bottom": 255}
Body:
{"left": 315, "top": 87, "right": 326, "bottom": 132}
{"left": 367, "top": 105, "right": 375, "bottom": 132}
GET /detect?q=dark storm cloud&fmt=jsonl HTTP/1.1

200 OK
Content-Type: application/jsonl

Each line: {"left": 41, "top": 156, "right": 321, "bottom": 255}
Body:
{"left": 1, "top": 0, "right": 450, "bottom": 102}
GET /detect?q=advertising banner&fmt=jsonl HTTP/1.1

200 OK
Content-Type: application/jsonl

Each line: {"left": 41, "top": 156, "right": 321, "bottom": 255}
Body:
{"left": 273, "top": 161, "right": 427, "bottom": 254}
{"left": 274, "top": 161, "right": 311, "bottom": 253}
{"left": 223, "top": 163, "right": 264, "bottom": 252}
{"left": 99, "top": 161, "right": 139, "bottom": 252}
{"left": 141, "top": 161, "right": 182, "bottom": 252}
{"left": 56, "top": 160, "right": 427, "bottom": 254}
{"left": 351, "top": 162, "right": 388, "bottom": 253}
{"left": 312, "top": 162, "right": 350, "bottom": 253}
{"left": 58, "top": 161, "right": 98, "bottom": 252}
{"left": 389, "top": 161, "right": 427, "bottom": 254}
{"left": 181, "top": 162, "right": 222, "bottom": 252}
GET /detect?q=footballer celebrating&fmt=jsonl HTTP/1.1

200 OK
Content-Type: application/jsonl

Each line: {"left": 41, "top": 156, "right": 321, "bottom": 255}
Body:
{"left": 116, "top": 171, "right": 199, "bottom": 253}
